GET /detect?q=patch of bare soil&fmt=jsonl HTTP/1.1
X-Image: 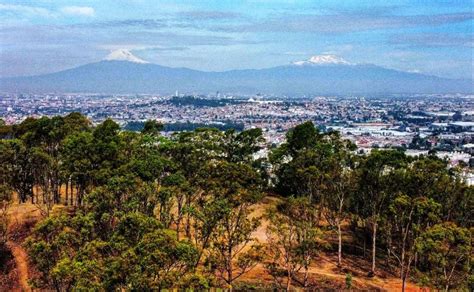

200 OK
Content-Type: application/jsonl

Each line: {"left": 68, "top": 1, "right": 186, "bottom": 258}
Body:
{"left": 6, "top": 202, "right": 45, "bottom": 291}
{"left": 6, "top": 195, "right": 426, "bottom": 291}
{"left": 0, "top": 245, "right": 18, "bottom": 291}
{"left": 243, "top": 195, "right": 424, "bottom": 291}
{"left": 5, "top": 241, "right": 30, "bottom": 291}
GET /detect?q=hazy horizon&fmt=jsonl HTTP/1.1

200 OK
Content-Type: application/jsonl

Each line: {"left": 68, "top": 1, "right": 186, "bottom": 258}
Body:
{"left": 0, "top": 1, "right": 473, "bottom": 79}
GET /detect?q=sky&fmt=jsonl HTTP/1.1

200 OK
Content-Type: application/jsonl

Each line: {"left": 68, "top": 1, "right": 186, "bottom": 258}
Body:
{"left": 0, "top": 0, "right": 473, "bottom": 79}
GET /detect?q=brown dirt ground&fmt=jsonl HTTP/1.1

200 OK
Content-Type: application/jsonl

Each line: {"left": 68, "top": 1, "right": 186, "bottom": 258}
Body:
{"left": 244, "top": 195, "right": 424, "bottom": 291}
{"left": 6, "top": 202, "right": 41, "bottom": 291}
{"left": 6, "top": 241, "right": 30, "bottom": 291}
{"left": 6, "top": 192, "right": 426, "bottom": 291}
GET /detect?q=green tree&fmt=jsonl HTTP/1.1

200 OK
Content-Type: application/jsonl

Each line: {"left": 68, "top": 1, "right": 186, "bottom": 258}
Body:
{"left": 26, "top": 209, "right": 202, "bottom": 290}
{"left": 416, "top": 222, "right": 472, "bottom": 291}
{"left": 0, "top": 139, "right": 35, "bottom": 202}
{"left": 30, "top": 147, "right": 55, "bottom": 214}
{"left": 141, "top": 119, "right": 164, "bottom": 136}
{"left": 192, "top": 161, "right": 264, "bottom": 285}
{"left": 403, "top": 156, "right": 467, "bottom": 225}
{"left": 164, "top": 128, "right": 227, "bottom": 239}
{"left": 265, "top": 197, "right": 325, "bottom": 289}
{"left": 387, "top": 194, "right": 441, "bottom": 291}
{"left": 61, "top": 131, "right": 94, "bottom": 205}
{"left": 0, "top": 184, "right": 12, "bottom": 246}
{"left": 223, "top": 128, "right": 264, "bottom": 163}
{"left": 0, "top": 119, "right": 12, "bottom": 139}
{"left": 354, "top": 149, "right": 407, "bottom": 275}
{"left": 126, "top": 228, "right": 199, "bottom": 290}
{"left": 321, "top": 132, "right": 356, "bottom": 267}
{"left": 205, "top": 163, "right": 263, "bottom": 286}
{"left": 286, "top": 121, "right": 319, "bottom": 155}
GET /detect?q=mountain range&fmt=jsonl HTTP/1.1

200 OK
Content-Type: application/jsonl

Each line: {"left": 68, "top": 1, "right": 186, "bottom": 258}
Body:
{"left": 1, "top": 50, "right": 472, "bottom": 95}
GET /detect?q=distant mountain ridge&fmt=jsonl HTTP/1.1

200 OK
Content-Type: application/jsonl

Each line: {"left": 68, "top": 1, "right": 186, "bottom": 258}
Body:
{"left": 1, "top": 51, "right": 472, "bottom": 95}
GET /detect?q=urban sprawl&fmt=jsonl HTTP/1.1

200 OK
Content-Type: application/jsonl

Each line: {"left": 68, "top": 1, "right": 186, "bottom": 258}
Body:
{"left": 1, "top": 92, "right": 473, "bottom": 183}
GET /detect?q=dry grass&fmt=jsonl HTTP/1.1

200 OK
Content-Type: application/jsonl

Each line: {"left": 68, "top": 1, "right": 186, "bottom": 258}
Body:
{"left": 4, "top": 191, "right": 425, "bottom": 291}
{"left": 244, "top": 195, "right": 424, "bottom": 291}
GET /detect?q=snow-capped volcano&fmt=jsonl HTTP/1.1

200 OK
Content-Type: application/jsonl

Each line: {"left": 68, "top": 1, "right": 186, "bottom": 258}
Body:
{"left": 2, "top": 52, "right": 471, "bottom": 94}
{"left": 104, "top": 49, "right": 149, "bottom": 64}
{"left": 293, "top": 54, "right": 352, "bottom": 66}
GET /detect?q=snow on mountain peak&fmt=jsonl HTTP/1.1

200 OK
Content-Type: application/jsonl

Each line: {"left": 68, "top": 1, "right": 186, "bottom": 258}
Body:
{"left": 293, "top": 54, "right": 352, "bottom": 66}
{"left": 104, "top": 49, "right": 149, "bottom": 64}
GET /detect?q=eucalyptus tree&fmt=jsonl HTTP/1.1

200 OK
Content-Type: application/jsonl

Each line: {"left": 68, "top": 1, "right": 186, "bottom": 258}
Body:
{"left": 354, "top": 149, "right": 408, "bottom": 275}
{"left": 416, "top": 222, "right": 472, "bottom": 291}
{"left": 0, "top": 184, "right": 12, "bottom": 247}
{"left": 0, "top": 139, "right": 35, "bottom": 202}
{"left": 320, "top": 131, "right": 357, "bottom": 267}
{"left": 141, "top": 119, "right": 164, "bottom": 136}
{"left": 271, "top": 123, "right": 358, "bottom": 267}
{"left": 387, "top": 194, "right": 441, "bottom": 291}
{"left": 265, "top": 197, "right": 325, "bottom": 289}
{"left": 200, "top": 161, "right": 264, "bottom": 287}
{"left": 164, "top": 128, "right": 227, "bottom": 238}
{"left": 270, "top": 121, "right": 321, "bottom": 200}
{"left": 223, "top": 128, "right": 264, "bottom": 163}
{"left": 61, "top": 131, "right": 94, "bottom": 205}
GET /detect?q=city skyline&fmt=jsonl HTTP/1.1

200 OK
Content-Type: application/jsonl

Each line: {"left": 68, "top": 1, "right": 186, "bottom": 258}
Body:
{"left": 0, "top": 1, "right": 473, "bottom": 79}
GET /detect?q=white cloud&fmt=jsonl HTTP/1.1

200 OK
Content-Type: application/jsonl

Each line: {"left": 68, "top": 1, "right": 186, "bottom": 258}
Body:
{"left": 61, "top": 6, "right": 95, "bottom": 17}
{"left": 0, "top": 4, "right": 95, "bottom": 18}
{"left": 322, "top": 44, "right": 354, "bottom": 55}
{"left": 0, "top": 4, "right": 52, "bottom": 17}
{"left": 98, "top": 44, "right": 148, "bottom": 51}
{"left": 280, "top": 51, "right": 308, "bottom": 56}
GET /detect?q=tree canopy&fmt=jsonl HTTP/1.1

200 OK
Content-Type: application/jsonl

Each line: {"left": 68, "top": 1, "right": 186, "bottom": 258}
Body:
{"left": 0, "top": 115, "right": 471, "bottom": 290}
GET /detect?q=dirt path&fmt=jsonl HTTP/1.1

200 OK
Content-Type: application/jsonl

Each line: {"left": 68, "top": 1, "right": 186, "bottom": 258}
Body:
{"left": 7, "top": 241, "right": 31, "bottom": 292}
{"left": 248, "top": 196, "right": 423, "bottom": 291}
{"left": 7, "top": 203, "right": 39, "bottom": 291}
{"left": 5, "top": 197, "right": 423, "bottom": 291}
{"left": 307, "top": 263, "right": 420, "bottom": 291}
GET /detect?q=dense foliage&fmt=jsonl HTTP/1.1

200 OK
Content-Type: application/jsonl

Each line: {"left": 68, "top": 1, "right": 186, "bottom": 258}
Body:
{"left": 169, "top": 96, "right": 246, "bottom": 107}
{"left": 0, "top": 114, "right": 472, "bottom": 290}
{"left": 124, "top": 120, "right": 245, "bottom": 132}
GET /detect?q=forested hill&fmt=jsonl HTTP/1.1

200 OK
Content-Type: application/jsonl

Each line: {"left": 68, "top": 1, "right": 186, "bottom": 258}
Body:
{"left": 0, "top": 114, "right": 472, "bottom": 290}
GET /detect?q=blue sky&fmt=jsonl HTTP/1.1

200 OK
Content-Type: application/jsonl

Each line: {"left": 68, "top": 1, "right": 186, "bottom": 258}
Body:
{"left": 0, "top": 0, "right": 472, "bottom": 79}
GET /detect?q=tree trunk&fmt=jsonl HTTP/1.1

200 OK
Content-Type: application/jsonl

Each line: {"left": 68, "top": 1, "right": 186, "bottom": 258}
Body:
{"left": 55, "top": 182, "right": 60, "bottom": 204}
{"left": 286, "top": 270, "right": 292, "bottom": 291}
{"left": 227, "top": 259, "right": 233, "bottom": 289}
{"left": 176, "top": 199, "right": 183, "bottom": 240}
{"left": 402, "top": 255, "right": 413, "bottom": 292}
{"left": 363, "top": 237, "right": 366, "bottom": 258}
{"left": 337, "top": 221, "right": 342, "bottom": 267}
{"left": 386, "top": 230, "right": 391, "bottom": 267}
{"left": 414, "top": 252, "right": 418, "bottom": 269}
{"left": 176, "top": 216, "right": 181, "bottom": 240}
{"left": 76, "top": 186, "right": 81, "bottom": 206}
{"left": 400, "top": 247, "right": 405, "bottom": 279}
{"left": 70, "top": 183, "right": 74, "bottom": 206}
{"left": 65, "top": 181, "right": 69, "bottom": 206}
{"left": 371, "top": 221, "right": 377, "bottom": 274}
{"left": 227, "top": 235, "right": 233, "bottom": 287}
{"left": 303, "top": 264, "right": 309, "bottom": 287}
{"left": 31, "top": 186, "right": 35, "bottom": 204}
{"left": 185, "top": 197, "right": 191, "bottom": 239}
